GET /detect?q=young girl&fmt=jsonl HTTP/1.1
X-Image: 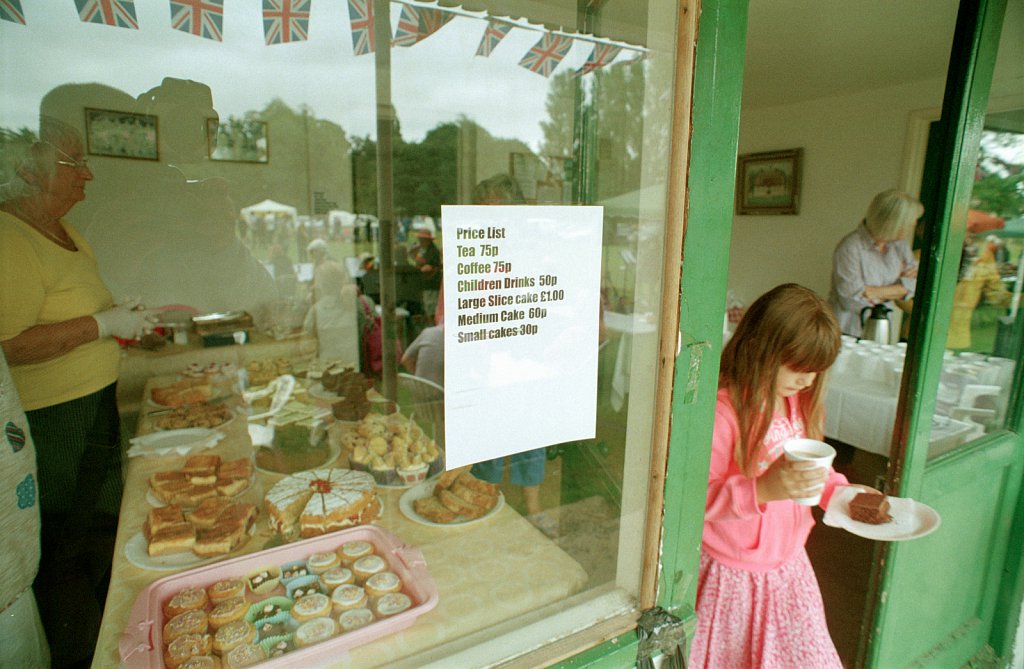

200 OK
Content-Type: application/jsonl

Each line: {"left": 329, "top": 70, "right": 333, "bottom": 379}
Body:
{"left": 690, "top": 283, "right": 857, "bottom": 669}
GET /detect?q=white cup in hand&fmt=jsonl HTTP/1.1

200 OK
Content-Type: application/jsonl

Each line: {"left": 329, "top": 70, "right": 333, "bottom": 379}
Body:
{"left": 782, "top": 438, "right": 836, "bottom": 506}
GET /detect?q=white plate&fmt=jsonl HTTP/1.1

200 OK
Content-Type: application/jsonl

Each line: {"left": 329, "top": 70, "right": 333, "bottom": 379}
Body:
{"left": 308, "top": 383, "right": 341, "bottom": 401}
{"left": 399, "top": 481, "right": 504, "bottom": 527}
{"left": 823, "top": 486, "right": 941, "bottom": 541}
{"left": 123, "top": 528, "right": 254, "bottom": 572}
{"left": 126, "top": 428, "right": 224, "bottom": 458}
{"left": 151, "top": 408, "right": 235, "bottom": 431}
{"left": 254, "top": 440, "right": 342, "bottom": 475}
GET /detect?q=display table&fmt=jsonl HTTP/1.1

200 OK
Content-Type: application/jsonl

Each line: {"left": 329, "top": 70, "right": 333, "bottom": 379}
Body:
{"left": 94, "top": 377, "right": 589, "bottom": 668}
{"left": 116, "top": 332, "right": 319, "bottom": 416}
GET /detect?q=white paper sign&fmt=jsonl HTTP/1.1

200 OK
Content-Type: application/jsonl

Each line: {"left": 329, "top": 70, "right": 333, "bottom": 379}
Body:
{"left": 441, "top": 205, "right": 603, "bottom": 469}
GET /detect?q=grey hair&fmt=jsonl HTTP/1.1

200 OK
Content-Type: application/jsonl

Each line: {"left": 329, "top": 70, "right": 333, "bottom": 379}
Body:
{"left": 863, "top": 189, "right": 924, "bottom": 241}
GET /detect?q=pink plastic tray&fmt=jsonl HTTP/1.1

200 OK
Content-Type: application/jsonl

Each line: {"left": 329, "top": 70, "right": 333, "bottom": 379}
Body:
{"left": 120, "top": 524, "right": 437, "bottom": 668}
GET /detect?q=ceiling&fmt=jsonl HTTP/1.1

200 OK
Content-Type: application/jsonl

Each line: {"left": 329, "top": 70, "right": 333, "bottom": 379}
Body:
{"left": 743, "top": 0, "right": 962, "bottom": 109}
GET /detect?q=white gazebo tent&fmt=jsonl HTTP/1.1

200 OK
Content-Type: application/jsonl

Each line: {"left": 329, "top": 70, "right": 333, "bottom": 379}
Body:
{"left": 240, "top": 199, "right": 299, "bottom": 227}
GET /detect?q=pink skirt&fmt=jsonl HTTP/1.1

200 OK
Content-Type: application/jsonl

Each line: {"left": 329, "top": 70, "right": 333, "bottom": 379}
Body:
{"left": 688, "top": 549, "right": 843, "bottom": 669}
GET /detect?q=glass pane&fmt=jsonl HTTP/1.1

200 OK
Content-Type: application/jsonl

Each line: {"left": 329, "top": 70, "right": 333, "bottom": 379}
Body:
{"left": 0, "top": 1, "right": 679, "bottom": 665}
{"left": 937, "top": 118, "right": 1024, "bottom": 446}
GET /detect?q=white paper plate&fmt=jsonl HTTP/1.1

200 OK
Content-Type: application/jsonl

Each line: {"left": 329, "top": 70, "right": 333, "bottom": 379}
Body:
{"left": 823, "top": 486, "right": 941, "bottom": 541}
{"left": 254, "top": 440, "right": 341, "bottom": 475}
{"left": 151, "top": 408, "right": 235, "bottom": 431}
{"left": 399, "top": 481, "right": 504, "bottom": 527}
{"left": 308, "top": 383, "right": 341, "bottom": 402}
{"left": 126, "top": 428, "right": 224, "bottom": 458}
{"left": 123, "top": 527, "right": 255, "bottom": 572}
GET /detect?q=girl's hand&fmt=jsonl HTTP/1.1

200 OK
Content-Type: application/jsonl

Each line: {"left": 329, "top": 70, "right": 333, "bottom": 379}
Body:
{"left": 756, "top": 457, "right": 829, "bottom": 504}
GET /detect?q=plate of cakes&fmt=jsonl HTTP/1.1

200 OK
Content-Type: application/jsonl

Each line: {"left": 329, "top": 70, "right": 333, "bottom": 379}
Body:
{"left": 147, "top": 455, "right": 257, "bottom": 508}
{"left": 400, "top": 468, "right": 503, "bottom": 527}
{"left": 125, "top": 500, "right": 259, "bottom": 572}
{"left": 823, "top": 486, "right": 941, "bottom": 541}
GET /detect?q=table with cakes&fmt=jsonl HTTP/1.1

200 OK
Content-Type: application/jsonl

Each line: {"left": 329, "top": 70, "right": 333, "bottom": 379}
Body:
{"left": 95, "top": 358, "right": 589, "bottom": 668}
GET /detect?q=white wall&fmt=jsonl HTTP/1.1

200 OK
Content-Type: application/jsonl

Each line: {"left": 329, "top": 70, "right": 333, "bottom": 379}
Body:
{"left": 727, "top": 77, "right": 946, "bottom": 306}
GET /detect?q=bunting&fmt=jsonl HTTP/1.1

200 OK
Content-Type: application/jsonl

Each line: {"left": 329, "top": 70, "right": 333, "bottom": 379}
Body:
{"left": 0, "top": 0, "right": 24, "bottom": 23}
{"left": 518, "top": 33, "right": 572, "bottom": 78}
{"left": 393, "top": 5, "right": 451, "bottom": 47}
{"left": 574, "top": 43, "right": 621, "bottom": 76}
{"left": 347, "top": 0, "right": 374, "bottom": 55}
{"left": 169, "top": 0, "right": 224, "bottom": 41}
{"left": 474, "top": 19, "right": 511, "bottom": 57}
{"left": 262, "top": 0, "right": 310, "bottom": 45}
{"left": 75, "top": 0, "right": 139, "bottom": 29}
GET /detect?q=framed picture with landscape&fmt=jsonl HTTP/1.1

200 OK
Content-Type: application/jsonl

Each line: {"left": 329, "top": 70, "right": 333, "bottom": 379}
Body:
{"left": 85, "top": 108, "right": 159, "bottom": 161}
{"left": 206, "top": 118, "right": 270, "bottom": 163}
{"left": 735, "top": 148, "right": 803, "bottom": 215}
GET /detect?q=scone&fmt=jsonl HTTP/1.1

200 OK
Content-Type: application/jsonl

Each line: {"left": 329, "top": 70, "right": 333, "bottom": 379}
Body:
{"left": 338, "top": 607, "right": 375, "bottom": 632}
{"left": 291, "top": 593, "right": 332, "bottom": 622}
{"left": 337, "top": 540, "right": 374, "bottom": 565}
{"left": 294, "top": 616, "right": 339, "bottom": 648}
{"left": 364, "top": 571, "right": 402, "bottom": 598}
{"left": 330, "top": 584, "right": 368, "bottom": 613}
{"left": 352, "top": 554, "right": 387, "bottom": 583}
{"left": 207, "top": 578, "right": 246, "bottom": 604}
{"left": 372, "top": 592, "right": 412, "bottom": 618}
{"left": 223, "top": 643, "right": 268, "bottom": 668}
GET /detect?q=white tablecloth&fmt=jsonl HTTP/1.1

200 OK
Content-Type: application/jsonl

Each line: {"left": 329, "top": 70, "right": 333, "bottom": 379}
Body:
{"left": 823, "top": 345, "right": 1012, "bottom": 457}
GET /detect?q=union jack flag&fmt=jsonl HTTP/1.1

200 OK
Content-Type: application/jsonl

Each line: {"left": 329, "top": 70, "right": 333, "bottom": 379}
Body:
{"left": 393, "top": 5, "right": 451, "bottom": 47}
{"left": 0, "top": 0, "right": 25, "bottom": 24}
{"left": 474, "top": 19, "right": 511, "bottom": 57}
{"left": 75, "top": 0, "right": 139, "bottom": 29}
{"left": 574, "top": 44, "right": 621, "bottom": 77}
{"left": 347, "top": 0, "right": 374, "bottom": 55}
{"left": 169, "top": 0, "right": 224, "bottom": 41}
{"left": 262, "top": 0, "right": 310, "bottom": 45}
{"left": 518, "top": 33, "right": 572, "bottom": 78}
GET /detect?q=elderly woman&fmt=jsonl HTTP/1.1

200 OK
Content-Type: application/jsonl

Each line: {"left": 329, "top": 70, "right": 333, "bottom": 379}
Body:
{"left": 828, "top": 189, "right": 922, "bottom": 337}
{"left": 0, "top": 117, "right": 156, "bottom": 667}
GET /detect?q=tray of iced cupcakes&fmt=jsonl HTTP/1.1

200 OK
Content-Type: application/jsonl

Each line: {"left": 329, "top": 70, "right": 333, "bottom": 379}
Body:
{"left": 119, "top": 525, "right": 437, "bottom": 668}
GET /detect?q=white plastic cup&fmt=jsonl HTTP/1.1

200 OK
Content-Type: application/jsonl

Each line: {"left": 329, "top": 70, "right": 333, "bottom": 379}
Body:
{"left": 782, "top": 438, "right": 836, "bottom": 506}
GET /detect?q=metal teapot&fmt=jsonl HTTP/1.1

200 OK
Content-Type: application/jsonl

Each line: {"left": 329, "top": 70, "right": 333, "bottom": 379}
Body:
{"left": 860, "top": 304, "right": 892, "bottom": 344}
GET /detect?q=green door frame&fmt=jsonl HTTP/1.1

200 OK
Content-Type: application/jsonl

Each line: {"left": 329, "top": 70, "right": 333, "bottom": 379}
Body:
{"left": 863, "top": 0, "right": 1024, "bottom": 666}
{"left": 557, "top": 0, "right": 749, "bottom": 665}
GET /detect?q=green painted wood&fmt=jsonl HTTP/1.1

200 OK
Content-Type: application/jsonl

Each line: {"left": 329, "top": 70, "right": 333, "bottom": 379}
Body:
{"left": 558, "top": 0, "right": 749, "bottom": 664}
{"left": 865, "top": 1, "right": 1022, "bottom": 667}
{"left": 553, "top": 632, "right": 639, "bottom": 669}
{"left": 658, "top": 0, "right": 747, "bottom": 615}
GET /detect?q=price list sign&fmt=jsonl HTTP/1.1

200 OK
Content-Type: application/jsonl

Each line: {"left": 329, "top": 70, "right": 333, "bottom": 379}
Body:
{"left": 441, "top": 205, "right": 603, "bottom": 469}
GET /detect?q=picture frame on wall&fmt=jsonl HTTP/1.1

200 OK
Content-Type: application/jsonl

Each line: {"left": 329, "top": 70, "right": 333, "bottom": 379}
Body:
{"left": 207, "top": 118, "right": 269, "bottom": 163}
{"left": 735, "top": 148, "right": 803, "bottom": 215}
{"left": 85, "top": 108, "right": 159, "bottom": 161}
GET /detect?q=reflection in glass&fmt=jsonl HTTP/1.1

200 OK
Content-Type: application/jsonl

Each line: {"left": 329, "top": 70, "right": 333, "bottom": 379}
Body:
{"left": 0, "top": 1, "right": 678, "bottom": 664}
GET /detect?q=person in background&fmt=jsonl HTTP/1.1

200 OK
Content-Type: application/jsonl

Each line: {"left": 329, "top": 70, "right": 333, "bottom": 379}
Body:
{"left": 0, "top": 350, "right": 49, "bottom": 668}
{"left": 401, "top": 324, "right": 444, "bottom": 387}
{"left": 947, "top": 235, "right": 1012, "bottom": 350}
{"left": 690, "top": 284, "right": 873, "bottom": 668}
{"left": 303, "top": 260, "right": 359, "bottom": 364}
{"left": 0, "top": 117, "right": 157, "bottom": 668}
{"left": 409, "top": 229, "right": 442, "bottom": 318}
{"left": 828, "top": 189, "right": 921, "bottom": 337}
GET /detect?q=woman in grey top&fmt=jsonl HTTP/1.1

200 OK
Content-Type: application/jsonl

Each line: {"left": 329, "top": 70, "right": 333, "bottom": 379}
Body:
{"left": 828, "top": 190, "right": 922, "bottom": 337}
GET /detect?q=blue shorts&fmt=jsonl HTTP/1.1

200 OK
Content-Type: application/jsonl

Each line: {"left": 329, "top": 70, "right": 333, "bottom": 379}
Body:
{"left": 471, "top": 448, "right": 546, "bottom": 487}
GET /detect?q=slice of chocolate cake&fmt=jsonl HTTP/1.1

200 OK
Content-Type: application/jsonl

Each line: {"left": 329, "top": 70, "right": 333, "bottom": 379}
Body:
{"left": 848, "top": 492, "right": 892, "bottom": 524}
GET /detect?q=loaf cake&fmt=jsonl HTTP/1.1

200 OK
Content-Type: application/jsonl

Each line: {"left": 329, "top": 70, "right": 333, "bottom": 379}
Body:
{"left": 264, "top": 468, "right": 380, "bottom": 538}
{"left": 848, "top": 492, "right": 893, "bottom": 524}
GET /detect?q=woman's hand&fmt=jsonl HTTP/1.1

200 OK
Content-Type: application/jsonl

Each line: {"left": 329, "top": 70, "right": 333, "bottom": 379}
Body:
{"left": 756, "top": 457, "right": 828, "bottom": 504}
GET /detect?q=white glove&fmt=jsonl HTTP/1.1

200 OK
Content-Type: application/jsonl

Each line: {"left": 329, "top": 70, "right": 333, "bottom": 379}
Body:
{"left": 93, "top": 299, "right": 159, "bottom": 340}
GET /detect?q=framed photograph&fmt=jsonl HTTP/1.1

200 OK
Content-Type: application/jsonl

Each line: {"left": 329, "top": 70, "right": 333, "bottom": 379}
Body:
{"left": 735, "top": 148, "right": 803, "bottom": 215}
{"left": 85, "top": 108, "right": 159, "bottom": 161}
{"left": 207, "top": 118, "right": 269, "bottom": 163}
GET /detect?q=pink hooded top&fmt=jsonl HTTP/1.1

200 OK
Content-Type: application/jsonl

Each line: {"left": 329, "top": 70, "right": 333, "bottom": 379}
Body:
{"left": 701, "top": 388, "right": 848, "bottom": 571}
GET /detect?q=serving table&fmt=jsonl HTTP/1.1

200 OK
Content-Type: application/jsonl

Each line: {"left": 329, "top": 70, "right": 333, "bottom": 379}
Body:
{"left": 94, "top": 376, "right": 589, "bottom": 668}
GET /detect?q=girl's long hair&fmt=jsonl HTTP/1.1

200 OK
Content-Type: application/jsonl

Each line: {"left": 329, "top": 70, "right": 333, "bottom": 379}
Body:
{"left": 720, "top": 284, "right": 841, "bottom": 477}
